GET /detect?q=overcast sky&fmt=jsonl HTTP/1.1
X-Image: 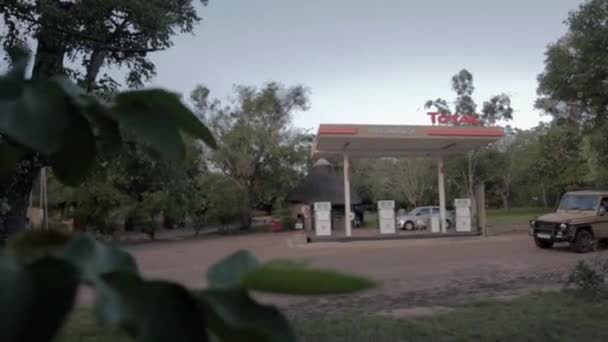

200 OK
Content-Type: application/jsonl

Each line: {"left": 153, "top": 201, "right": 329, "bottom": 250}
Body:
{"left": 7, "top": 0, "right": 585, "bottom": 130}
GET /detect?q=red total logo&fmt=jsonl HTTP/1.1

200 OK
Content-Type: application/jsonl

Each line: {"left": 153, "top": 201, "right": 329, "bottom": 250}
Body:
{"left": 427, "top": 112, "right": 481, "bottom": 126}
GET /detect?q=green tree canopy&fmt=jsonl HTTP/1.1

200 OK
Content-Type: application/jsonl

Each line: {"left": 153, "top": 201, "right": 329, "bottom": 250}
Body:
{"left": 193, "top": 83, "right": 313, "bottom": 226}
{"left": 0, "top": 0, "right": 210, "bottom": 231}
{"left": 537, "top": 0, "right": 608, "bottom": 126}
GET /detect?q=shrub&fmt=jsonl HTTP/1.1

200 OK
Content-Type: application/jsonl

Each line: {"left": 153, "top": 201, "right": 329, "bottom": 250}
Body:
{"left": 278, "top": 208, "right": 297, "bottom": 230}
{"left": 565, "top": 259, "right": 608, "bottom": 296}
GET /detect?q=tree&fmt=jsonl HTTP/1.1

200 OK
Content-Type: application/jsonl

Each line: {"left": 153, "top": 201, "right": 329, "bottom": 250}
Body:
{"left": 534, "top": 123, "right": 587, "bottom": 197}
{"left": 2, "top": 0, "right": 208, "bottom": 90}
{"left": 425, "top": 69, "right": 514, "bottom": 212}
{"left": 0, "top": 49, "right": 215, "bottom": 236}
{"left": 536, "top": 0, "right": 608, "bottom": 189}
{"left": 351, "top": 158, "right": 435, "bottom": 208}
{"left": 0, "top": 0, "right": 210, "bottom": 233}
{"left": 0, "top": 29, "right": 374, "bottom": 342}
{"left": 537, "top": 0, "right": 608, "bottom": 127}
{"left": 195, "top": 83, "right": 312, "bottom": 227}
{"left": 201, "top": 174, "right": 248, "bottom": 231}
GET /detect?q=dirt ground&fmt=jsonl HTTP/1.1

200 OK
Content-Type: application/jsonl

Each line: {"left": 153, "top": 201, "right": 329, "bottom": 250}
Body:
{"left": 124, "top": 230, "right": 608, "bottom": 318}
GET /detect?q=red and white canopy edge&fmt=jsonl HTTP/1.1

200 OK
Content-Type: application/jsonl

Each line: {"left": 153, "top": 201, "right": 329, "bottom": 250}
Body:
{"left": 311, "top": 123, "right": 504, "bottom": 237}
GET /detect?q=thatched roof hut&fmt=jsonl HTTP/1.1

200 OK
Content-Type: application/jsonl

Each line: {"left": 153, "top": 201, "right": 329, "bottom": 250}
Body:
{"left": 286, "top": 159, "right": 362, "bottom": 205}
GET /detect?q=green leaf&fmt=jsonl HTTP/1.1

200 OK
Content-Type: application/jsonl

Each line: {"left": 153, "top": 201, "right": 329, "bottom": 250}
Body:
{"left": 242, "top": 263, "right": 375, "bottom": 295}
{"left": 0, "top": 46, "right": 29, "bottom": 100}
{"left": 124, "top": 89, "right": 215, "bottom": 147}
{"left": 62, "top": 234, "right": 139, "bottom": 283}
{"left": 97, "top": 272, "right": 209, "bottom": 342}
{"left": 6, "top": 229, "right": 73, "bottom": 264}
{"left": 113, "top": 89, "right": 216, "bottom": 149}
{"left": 50, "top": 75, "right": 87, "bottom": 104}
{"left": 50, "top": 103, "right": 97, "bottom": 185}
{"left": 207, "top": 250, "right": 260, "bottom": 288}
{"left": 198, "top": 289, "right": 296, "bottom": 342}
{"left": 0, "top": 141, "right": 26, "bottom": 176}
{"left": 6, "top": 45, "right": 30, "bottom": 68}
{"left": 82, "top": 97, "right": 123, "bottom": 154}
{"left": 0, "top": 80, "right": 72, "bottom": 155}
{"left": 0, "top": 256, "right": 79, "bottom": 342}
{"left": 111, "top": 90, "right": 186, "bottom": 161}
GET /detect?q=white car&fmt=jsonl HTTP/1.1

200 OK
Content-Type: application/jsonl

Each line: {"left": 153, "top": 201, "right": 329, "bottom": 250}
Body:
{"left": 397, "top": 206, "right": 453, "bottom": 230}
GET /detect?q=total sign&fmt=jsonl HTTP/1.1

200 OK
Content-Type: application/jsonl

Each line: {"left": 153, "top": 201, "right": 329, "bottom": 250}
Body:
{"left": 428, "top": 112, "right": 481, "bottom": 126}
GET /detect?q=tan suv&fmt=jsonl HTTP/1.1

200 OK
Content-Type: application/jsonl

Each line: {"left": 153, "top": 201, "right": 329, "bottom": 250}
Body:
{"left": 529, "top": 190, "right": 608, "bottom": 253}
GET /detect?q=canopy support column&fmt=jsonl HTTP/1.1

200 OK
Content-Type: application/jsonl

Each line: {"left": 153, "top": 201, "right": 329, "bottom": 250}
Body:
{"left": 343, "top": 152, "right": 352, "bottom": 237}
{"left": 438, "top": 157, "right": 447, "bottom": 233}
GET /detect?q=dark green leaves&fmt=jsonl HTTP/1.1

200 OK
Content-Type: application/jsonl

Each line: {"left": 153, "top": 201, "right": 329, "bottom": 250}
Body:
{"left": 62, "top": 234, "right": 139, "bottom": 283}
{"left": 242, "top": 263, "right": 375, "bottom": 295}
{"left": 202, "top": 251, "right": 374, "bottom": 341}
{"left": 199, "top": 289, "right": 295, "bottom": 342}
{"left": 0, "top": 80, "right": 72, "bottom": 155}
{"left": 0, "top": 235, "right": 375, "bottom": 342}
{"left": 0, "top": 256, "right": 79, "bottom": 342}
{"left": 49, "top": 104, "right": 97, "bottom": 185}
{"left": 97, "top": 273, "right": 209, "bottom": 342}
{"left": 0, "top": 142, "right": 25, "bottom": 176}
{"left": 207, "top": 250, "right": 375, "bottom": 295}
{"left": 0, "top": 46, "right": 28, "bottom": 100}
{"left": 112, "top": 89, "right": 217, "bottom": 161}
{"left": 123, "top": 89, "right": 216, "bottom": 149}
{"left": 0, "top": 51, "right": 216, "bottom": 187}
{"left": 6, "top": 229, "right": 73, "bottom": 263}
{"left": 207, "top": 250, "right": 260, "bottom": 288}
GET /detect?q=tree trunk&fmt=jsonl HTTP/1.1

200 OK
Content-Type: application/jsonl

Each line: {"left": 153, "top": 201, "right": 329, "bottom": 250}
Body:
{"left": 240, "top": 211, "right": 252, "bottom": 230}
{"left": 240, "top": 189, "right": 252, "bottom": 230}
{"left": 0, "top": 13, "right": 74, "bottom": 237}
{"left": 501, "top": 193, "right": 509, "bottom": 211}
{"left": 0, "top": 155, "right": 41, "bottom": 236}
{"left": 83, "top": 50, "right": 108, "bottom": 92}
{"left": 541, "top": 183, "right": 548, "bottom": 208}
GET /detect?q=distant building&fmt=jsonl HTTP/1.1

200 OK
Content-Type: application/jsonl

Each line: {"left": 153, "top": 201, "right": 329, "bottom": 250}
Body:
{"left": 286, "top": 159, "right": 362, "bottom": 231}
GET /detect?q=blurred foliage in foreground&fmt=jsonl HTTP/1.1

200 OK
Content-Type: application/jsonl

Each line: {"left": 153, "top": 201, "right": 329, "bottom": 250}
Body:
{"left": 0, "top": 50, "right": 373, "bottom": 342}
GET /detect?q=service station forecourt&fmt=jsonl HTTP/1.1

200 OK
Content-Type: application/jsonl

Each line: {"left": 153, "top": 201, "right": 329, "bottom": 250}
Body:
{"left": 309, "top": 113, "right": 504, "bottom": 241}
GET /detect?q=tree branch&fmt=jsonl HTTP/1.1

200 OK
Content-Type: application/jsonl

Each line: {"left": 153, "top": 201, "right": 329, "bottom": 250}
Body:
{"left": 4, "top": 9, "right": 165, "bottom": 54}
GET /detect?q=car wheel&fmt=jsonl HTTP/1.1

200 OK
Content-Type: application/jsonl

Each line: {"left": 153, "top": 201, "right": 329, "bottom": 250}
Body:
{"left": 571, "top": 229, "right": 595, "bottom": 253}
{"left": 404, "top": 221, "right": 415, "bottom": 231}
{"left": 534, "top": 237, "right": 553, "bottom": 249}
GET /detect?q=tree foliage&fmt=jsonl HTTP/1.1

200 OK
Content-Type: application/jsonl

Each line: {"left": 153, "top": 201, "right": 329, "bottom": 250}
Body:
{"left": 1, "top": 0, "right": 208, "bottom": 90}
{"left": 195, "top": 83, "right": 313, "bottom": 225}
{"left": 0, "top": 0, "right": 211, "bottom": 235}
{"left": 532, "top": 0, "right": 608, "bottom": 200}
{"left": 0, "top": 55, "right": 374, "bottom": 342}
{"left": 537, "top": 0, "right": 608, "bottom": 126}
{"left": 352, "top": 158, "right": 436, "bottom": 208}
{"left": 423, "top": 69, "right": 515, "bottom": 213}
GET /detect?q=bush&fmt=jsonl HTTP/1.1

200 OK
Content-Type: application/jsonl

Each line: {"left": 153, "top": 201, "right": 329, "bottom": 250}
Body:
{"left": 278, "top": 208, "right": 297, "bottom": 230}
{"left": 202, "top": 175, "right": 248, "bottom": 230}
{"left": 565, "top": 259, "right": 608, "bottom": 296}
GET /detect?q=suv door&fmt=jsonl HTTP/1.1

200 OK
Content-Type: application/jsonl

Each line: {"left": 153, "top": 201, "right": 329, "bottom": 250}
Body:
{"left": 595, "top": 197, "right": 608, "bottom": 239}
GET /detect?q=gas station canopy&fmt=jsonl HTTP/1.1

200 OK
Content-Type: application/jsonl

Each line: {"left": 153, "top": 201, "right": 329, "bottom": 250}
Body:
{"left": 312, "top": 124, "right": 504, "bottom": 159}
{"left": 309, "top": 123, "right": 505, "bottom": 239}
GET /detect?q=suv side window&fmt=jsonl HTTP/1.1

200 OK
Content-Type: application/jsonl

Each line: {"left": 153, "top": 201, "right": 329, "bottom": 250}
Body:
{"left": 600, "top": 197, "right": 608, "bottom": 214}
{"left": 432, "top": 208, "right": 440, "bottom": 214}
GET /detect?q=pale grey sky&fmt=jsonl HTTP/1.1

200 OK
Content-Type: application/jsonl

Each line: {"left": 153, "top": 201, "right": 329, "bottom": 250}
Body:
{"left": 146, "top": 0, "right": 584, "bottom": 130}
{"left": 5, "top": 0, "right": 585, "bottom": 130}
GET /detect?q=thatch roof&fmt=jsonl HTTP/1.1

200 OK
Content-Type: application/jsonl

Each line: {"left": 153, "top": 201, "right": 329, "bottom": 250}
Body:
{"left": 286, "top": 159, "right": 362, "bottom": 205}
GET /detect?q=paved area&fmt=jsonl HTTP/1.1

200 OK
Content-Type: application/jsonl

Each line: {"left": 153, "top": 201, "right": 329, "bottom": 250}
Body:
{"left": 124, "top": 231, "right": 608, "bottom": 316}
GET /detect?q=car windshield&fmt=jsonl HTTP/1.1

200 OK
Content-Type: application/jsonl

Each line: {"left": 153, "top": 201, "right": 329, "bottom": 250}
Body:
{"left": 558, "top": 195, "right": 598, "bottom": 211}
